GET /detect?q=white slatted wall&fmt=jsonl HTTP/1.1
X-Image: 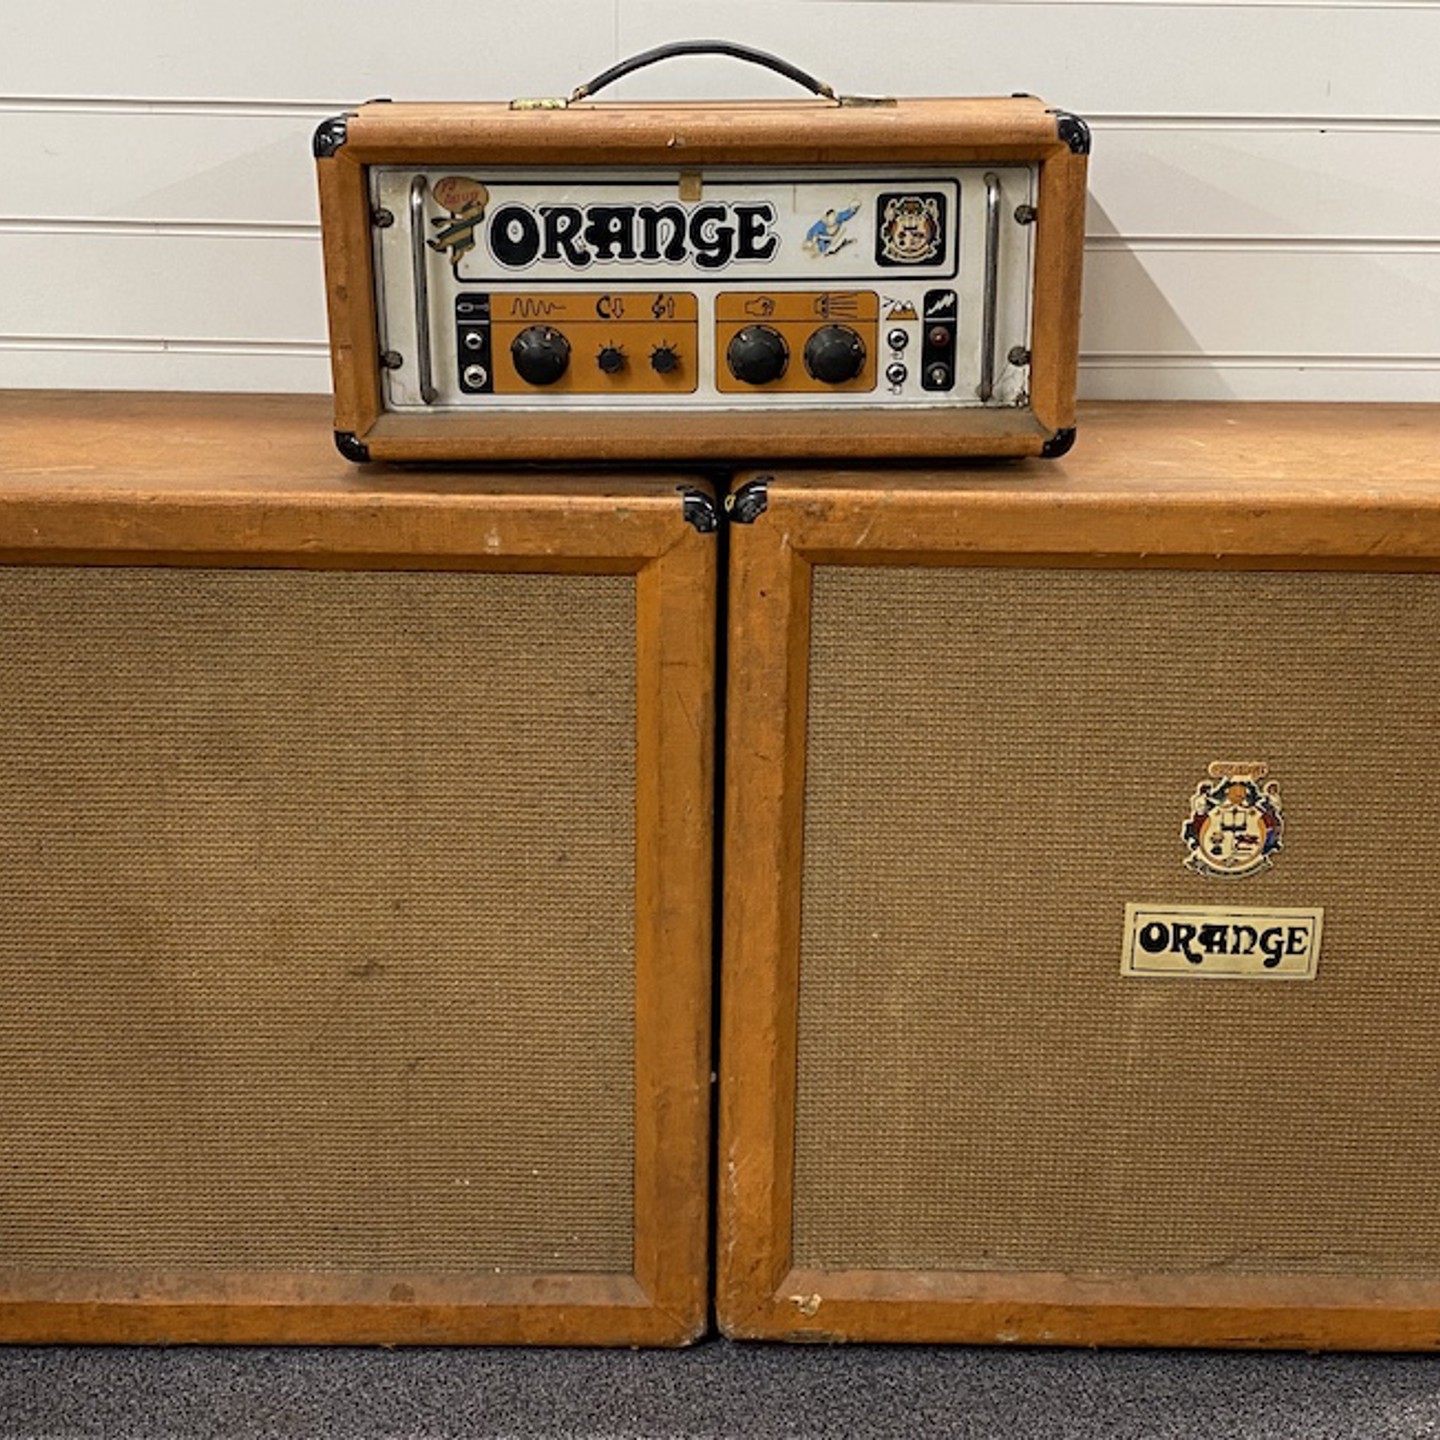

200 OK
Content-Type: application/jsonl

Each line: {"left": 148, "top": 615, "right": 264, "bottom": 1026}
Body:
{"left": 3, "top": 0, "right": 1437, "bottom": 400}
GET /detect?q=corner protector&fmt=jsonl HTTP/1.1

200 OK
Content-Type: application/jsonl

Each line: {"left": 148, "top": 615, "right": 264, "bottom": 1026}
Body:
{"left": 1040, "top": 426, "right": 1077, "bottom": 459}
{"left": 678, "top": 486, "right": 720, "bottom": 534}
{"left": 334, "top": 430, "right": 371, "bottom": 463}
{"left": 312, "top": 114, "right": 351, "bottom": 159}
{"left": 725, "top": 476, "right": 770, "bottom": 526}
{"left": 1050, "top": 109, "right": 1092, "bottom": 156}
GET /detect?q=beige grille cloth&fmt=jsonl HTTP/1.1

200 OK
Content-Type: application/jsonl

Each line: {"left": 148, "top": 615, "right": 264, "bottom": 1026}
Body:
{"left": 797, "top": 565, "right": 1440, "bottom": 1276}
{"left": 0, "top": 566, "right": 635, "bottom": 1274}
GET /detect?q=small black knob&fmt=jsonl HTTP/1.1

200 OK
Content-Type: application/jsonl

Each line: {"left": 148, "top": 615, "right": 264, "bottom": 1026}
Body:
{"left": 804, "top": 324, "right": 867, "bottom": 384}
{"left": 597, "top": 344, "right": 626, "bottom": 375}
{"left": 650, "top": 343, "right": 681, "bottom": 375}
{"left": 726, "top": 325, "right": 788, "bottom": 386}
{"left": 511, "top": 325, "right": 570, "bottom": 386}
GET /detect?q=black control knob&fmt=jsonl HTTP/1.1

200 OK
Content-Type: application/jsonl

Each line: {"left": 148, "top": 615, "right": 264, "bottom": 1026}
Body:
{"left": 650, "top": 343, "right": 681, "bottom": 375}
{"left": 803, "top": 324, "right": 867, "bottom": 384}
{"left": 726, "top": 325, "right": 788, "bottom": 386}
{"left": 596, "top": 344, "right": 626, "bottom": 375}
{"left": 511, "top": 325, "right": 570, "bottom": 386}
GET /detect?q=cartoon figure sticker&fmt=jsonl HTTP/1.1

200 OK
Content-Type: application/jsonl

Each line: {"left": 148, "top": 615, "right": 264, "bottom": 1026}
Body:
{"left": 427, "top": 177, "right": 490, "bottom": 276}
{"left": 876, "top": 192, "right": 946, "bottom": 266}
{"left": 1183, "top": 762, "right": 1285, "bottom": 879}
{"left": 803, "top": 202, "right": 861, "bottom": 258}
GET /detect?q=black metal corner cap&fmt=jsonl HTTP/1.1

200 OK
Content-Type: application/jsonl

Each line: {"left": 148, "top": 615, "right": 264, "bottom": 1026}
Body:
{"left": 334, "top": 430, "right": 371, "bottom": 463}
{"left": 313, "top": 114, "right": 350, "bottom": 159}
{"left": 678, "top": 486, "right": 720, "bottom": 534}
{"left": 1040, "top": 426, "right": 1077, "bottom": 459}
{"left": 725, "top": 476, "right": 770, "bottom": 525}
{"left": 1050, "top": 110, "right": 1092, "bottom": 156}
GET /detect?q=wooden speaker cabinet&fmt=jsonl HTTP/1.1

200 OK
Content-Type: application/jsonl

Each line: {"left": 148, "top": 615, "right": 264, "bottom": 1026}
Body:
{"left": 0, "top": 394, "right": 714, "bottom": 1346}
{"left": 718, "top": 404, "right": 1440, "bottom": 1349}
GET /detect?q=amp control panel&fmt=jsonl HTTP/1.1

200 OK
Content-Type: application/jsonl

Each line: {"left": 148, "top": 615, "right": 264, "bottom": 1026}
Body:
{"left": 369, "top": 167, "right": 1037, "bottom": 415}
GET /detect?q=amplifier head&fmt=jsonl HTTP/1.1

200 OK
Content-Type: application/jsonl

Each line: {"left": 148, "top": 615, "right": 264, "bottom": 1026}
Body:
{"left": 717, "top": 405, "right": 1440, "bottom": 1349}
{"left": 315, "top": 53, "right": 1086, "bottom": 465}
{"left": 0, "top": 393, "right": 715, "bottom": 1346}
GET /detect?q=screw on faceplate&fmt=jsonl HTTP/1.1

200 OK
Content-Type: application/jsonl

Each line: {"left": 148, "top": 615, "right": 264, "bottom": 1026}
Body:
{"left": 372, "top": 208, "right": 395, "bottom": 228}
{"left": 1014, "top": 204, "right": 1037, "bottom": 225}
{"left": 1008, "top": 346, "right": 1031, "bottom": 367}
{"left": 380, "top": 350, "right": 404, "bottom": 369}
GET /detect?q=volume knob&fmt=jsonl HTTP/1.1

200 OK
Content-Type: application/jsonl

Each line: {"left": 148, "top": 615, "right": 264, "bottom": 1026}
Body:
{"left": 726, "top": 325, "right": 788, "bottom": 386}
{"left": 511, "top": 325, "right": 570, "bottom": 386}
{"left": 804, "top": 324, "right": 867, "bottom": 384}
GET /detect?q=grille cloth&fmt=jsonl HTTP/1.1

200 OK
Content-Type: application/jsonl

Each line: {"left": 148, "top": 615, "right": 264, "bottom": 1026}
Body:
{"left": 0, "top": 566, "right": 635, "bottom": 1273}
{"left": 797, "top": 566, "right": 1440, "bottom": 1276}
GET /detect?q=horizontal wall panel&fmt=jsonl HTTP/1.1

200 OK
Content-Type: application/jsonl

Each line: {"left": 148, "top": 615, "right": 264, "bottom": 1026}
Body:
{"left": 4, "top": 234, "right": 327, "bottom": 342}
{"left": 618, "top": 2, "right": 1440, "bottom": 118}
{"left": 8, "top": 112, "right": 1437, "bottom": 247}
{"left": 1077, "top": 359, "right": 1440, "bottom": 403}
{"left": 10, "top": 3, "right": 1435, "bottom": 117}
{"left": 1087, "top": 128, "right": 1440, "bottom": 240}
{"left": 0, "top": 2, "right": 615, "bottom": 102}
{"left": 3, "top": 113, "right": 321, "bottom": 226}
{"left": 1081, "top": 248, "right": 1440, "bottom": 357}
{"left": 0, "top": 344, "right": 331, "bottom": 395}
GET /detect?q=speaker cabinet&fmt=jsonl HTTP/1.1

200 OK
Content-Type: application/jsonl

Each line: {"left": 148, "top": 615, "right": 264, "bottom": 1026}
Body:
{"left": 718, "top": 407, "right": 1440, "bottom": 1349}
{"left": 0, "top": 395, "right": 714, "bottom": 1345}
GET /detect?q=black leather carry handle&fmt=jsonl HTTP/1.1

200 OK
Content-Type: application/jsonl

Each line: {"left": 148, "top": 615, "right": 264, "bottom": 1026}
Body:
{"left": 570, "top": 40, "right": 836, "bottom": 104}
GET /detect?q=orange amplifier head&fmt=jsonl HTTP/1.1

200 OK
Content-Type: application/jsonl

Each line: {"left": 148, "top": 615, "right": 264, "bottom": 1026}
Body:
{"left": 314, "top": 42, "right": 1089, "bottom": 465}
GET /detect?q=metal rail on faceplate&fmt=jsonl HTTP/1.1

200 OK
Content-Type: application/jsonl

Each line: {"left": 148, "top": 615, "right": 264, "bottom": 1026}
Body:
{"left": 978, "top": 172, "right": 1001, "bottom": 403}
{"left": 409, "top": 175, "right": 438, "bottom": 405}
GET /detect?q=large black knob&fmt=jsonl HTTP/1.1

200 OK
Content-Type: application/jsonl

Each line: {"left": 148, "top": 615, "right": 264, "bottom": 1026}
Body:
{"left": 804, "top": 324, "right": 867, "bottom": 384}
{"left": 726, "top": 325, "right": 788, "bottom": 386}
{"left": 511, "top": 325, "right": 570, "bottom": 386}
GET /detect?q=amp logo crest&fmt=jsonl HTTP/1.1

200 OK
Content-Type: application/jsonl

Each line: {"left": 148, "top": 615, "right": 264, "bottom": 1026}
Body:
{"left": 1182, "top": 761, "right": 1284, "bottom": 879}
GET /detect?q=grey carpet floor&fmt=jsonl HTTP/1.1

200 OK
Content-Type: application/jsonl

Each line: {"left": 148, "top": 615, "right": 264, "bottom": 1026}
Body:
{"left": 2, "top": 1343, "right": 1440, "bottom": 1439}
